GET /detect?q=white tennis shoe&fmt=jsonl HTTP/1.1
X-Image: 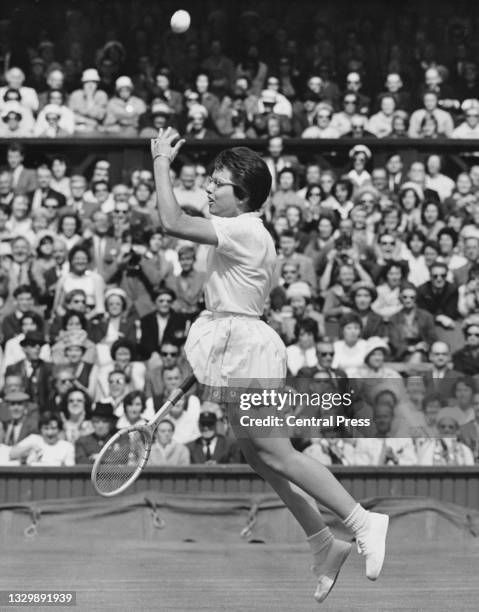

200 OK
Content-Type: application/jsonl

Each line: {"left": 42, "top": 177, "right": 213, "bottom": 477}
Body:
{"left": 355, "top": 512, "right": 389, "bottom": 580}
{"left": 312, "top": 538, "right": 352, "bottom": 604}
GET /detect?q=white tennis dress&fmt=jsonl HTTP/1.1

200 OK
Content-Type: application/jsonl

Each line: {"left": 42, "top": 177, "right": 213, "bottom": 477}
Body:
{"left": 184, "top": 212, "right": 287, "bottom": 399}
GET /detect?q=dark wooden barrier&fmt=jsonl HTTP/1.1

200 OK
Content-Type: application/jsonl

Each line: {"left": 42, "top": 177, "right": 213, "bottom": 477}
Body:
{"left": 1, "top": 466, "right": 478, "bottom": 508}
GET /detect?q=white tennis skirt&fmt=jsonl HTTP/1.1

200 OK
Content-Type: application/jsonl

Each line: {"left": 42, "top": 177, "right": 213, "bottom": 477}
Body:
{"left": 184, "top": 310, "right": 287, "bottom": 401}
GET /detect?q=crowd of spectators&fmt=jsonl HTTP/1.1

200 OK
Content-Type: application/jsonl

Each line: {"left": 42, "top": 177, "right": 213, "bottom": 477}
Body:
{"left": 0, "top": 2, "right": 478, "bottom": 469}
{"left": 2, "top": 2, "right": 479, "bottom": 139}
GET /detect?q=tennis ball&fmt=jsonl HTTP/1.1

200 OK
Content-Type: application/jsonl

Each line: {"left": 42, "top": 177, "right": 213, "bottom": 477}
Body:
{"left": 170, "top": 10, "right": 191, "bottom": 34}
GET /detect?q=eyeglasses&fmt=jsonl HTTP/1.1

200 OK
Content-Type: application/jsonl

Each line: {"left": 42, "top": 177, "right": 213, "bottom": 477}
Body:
{"left": 380, "top": 240, "right": 395, "bottom": 246}
{"left": 317, "top": 113, "right": 331, "bottom": 119}
{"left": 360, "top": 198, "right": 374, "bottom": 204}
{"left": 161, "top": 351, "right": 178, "bottom": 357}
{"left": 319, "top": 351, "right": 334, "bottom": 357}
{"left": 59, "top": 378, "right": 74, "bottom": 383}
{"left": 344, "top": 99, "right": 357, "bottom": 105}
{"left": 113, "top": 209, "right": 128, "bottom": 215}
{"left": 205, "top": 176, "right": 239, "bottom": 190}
{"left": 431, "top": 273, "right": 446, "bottom": 278}
{"left": 110, "top": 378, "right": 125, "bottom": 384}
{"left": 466, "top": 331, "right": 479, "bottom": 337}
{"left": 157, "top": 298, "right": 172, "bottom": 304}
{"left": 431, "top": 352, "right": 448, "bottom": 356}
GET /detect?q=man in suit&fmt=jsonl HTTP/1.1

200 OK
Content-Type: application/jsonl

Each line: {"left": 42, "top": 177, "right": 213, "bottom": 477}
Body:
{"left": 28, "top": 164, "right": 66, "bottom": 212}
{"left": 5, "top": 331, "right": 52, "bottom": 413}
{"left": 2, "top": 390, "right": 38, "bottom": 446}
{"left": 423, "top": 341, "right": 463, "bottom": 401}
{"left": 385, "top": 153, "right": 405, "bottom": 194}
{"left": 0, "top": 169, "right": 15, "bottom": 208}
{"left": 417, "top": 262, "right": 459, "bottom": 326}
{"left": 75, "top": 402, "right": 117, "bottom": 464}
{"left": 62, "top": 175, "right": 100, "bottom": 226}
{"left": 139, "top": 288, "right": 187, "bottom": 359}
{"left": 453, "top": 237, "right": 479, "bottom": 286}
{"left": 80, "top": 210, "right": 119, "bottom": 279}
{"left": 187, "top": 412, "right": 240, "bottom": 464}
{"left": 262, "top": 136, "right": 300, "bottom": 192}
{"left": 6, "top": 143, "right": 37, "bottom": 195}
{"left": 1, "top": 284, "right": 36, "bottom": 343}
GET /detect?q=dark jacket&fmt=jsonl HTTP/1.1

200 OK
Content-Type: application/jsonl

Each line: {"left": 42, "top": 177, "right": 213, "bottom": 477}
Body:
{"left": 388, "top": 307, "right": 437, "bottom": 359}
{"left": 75, "top": 432, "right": 115, "bottom": 464}
{"left": 416, "top": 281, "right": 459, "bottom": 319}
{"left": 88, "top": 314, "right": 138, "bottom": 345}
{"left": 139, "top": 311, "right": 187, "bottom": 359}
{"left": 359, "top": 310, "right": 386, "bottom": 339}
{"left": 187, "top": 434, "right": 241, "bottom": 464}
{"left": 5, "top": 359, "right": 52, "bottom": 413}
{"left": 452, "top": 347, "right": 479, "bottom": 376}
{"left": 2, "top": 415, "right": 39, "bottom": 445}
{"left": 423, "top": 369, "right": 464, "bottom": 400}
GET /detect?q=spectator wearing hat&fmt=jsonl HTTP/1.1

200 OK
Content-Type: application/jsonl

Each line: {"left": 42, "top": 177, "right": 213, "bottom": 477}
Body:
{"left": 0, "top": 67, "right": 39, "bottom": 113}
{"left": 292, "top": 90, "right": 320, "bottom": 136}
{"left": 417, "top": 407, "right": 475, "bottom": 466}
{"left": 452, "top": 319, "right": 479, "bottom": 376}
{"left": 1, "top": 390, "right": 37, "bottom": 446}
{"left": 6, "top": 143, "right": 37, "bottom": 196}
{"left": 62, "top": 332, "right": 94, "bottom": 392}
{"left": 149, "top": 419, "right": 190, "bottom": 466}
{"left": 0, "top": 101, "right": 33, "bottom": 137}
{"left": 453, "top": 99, "right": 479, "bottom": 138}
{"left": 301, "top": 103, "right": 340, "bottom": 138}
{"left": 103, "top": 76, "right": 146, "bottom": 136}
{"left": 1, "top": 310, "right": 50, "bottom": 376}
{"left": 139, "top": 288, "right": 187, "bottom": 360}
{"left": 253, "top": 90, "right": 292, "bottom": 137}
{"left": 34, "top": 88, "right": 75, "bottom": 136}
{"left": 69, "top": 68, "right": 108, "bottom": 135}
{"left": 139, "top": 101, "right": 177, "bottom": 138}
{"left": 350, "top": 282, "right": 385, "bottom": 339}
{"left": 349, "top": 337, "right": 403, "bottom": 380}
{"left": 75, "top": 401, "right": 117, "bottom": 464}
{"left": 89, "top": 288, "right": 137, "bottom": 352}
{"left": 187, "top": 411, "right": 240, "bottom": 464}
{"left": 6, "top": 331, "right": 52, "bottom": 412}
{"left": 184, "top": 103, "right": 218, "bottom": 140}
{"left": 10, "top": 410, "right": 74, "bottom": 466}
{"left": 347, "top": 145, "right": 372, "bottom": 189}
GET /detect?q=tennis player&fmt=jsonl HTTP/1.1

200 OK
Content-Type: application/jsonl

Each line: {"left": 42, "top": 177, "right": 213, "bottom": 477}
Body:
{"left": 151, "top": 129, "right": 389, "bottom": 604}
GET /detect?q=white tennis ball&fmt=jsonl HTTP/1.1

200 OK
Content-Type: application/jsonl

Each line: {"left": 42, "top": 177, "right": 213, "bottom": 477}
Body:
{"left": 170, "top": 10, "right": 191, "bottom": 34}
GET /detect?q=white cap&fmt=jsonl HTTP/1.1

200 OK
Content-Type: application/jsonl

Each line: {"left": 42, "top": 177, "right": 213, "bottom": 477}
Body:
{"left": 1, "top": 101, "right": 23, "bottom": 119}
{"left": 187, "top": 103, "right": 208, "bottom": 119}
{"left": 115, "top": 76, "right": 133, "bottom": 90}
{"left": 82, "top": 68, "right": 101, "bottom": 83}
{"left": 349, "top": 144, "right": 372, "bottom": 159}
{"left": 261, "top": 89, "right": 277, "bottom": 104}
{"left": 43, "top": 104, "right": 62, "bottom": 118}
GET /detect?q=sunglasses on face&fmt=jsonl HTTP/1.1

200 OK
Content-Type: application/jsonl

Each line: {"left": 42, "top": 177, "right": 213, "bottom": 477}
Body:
{"left": 161, "top": 351, "right": 178, "bottom": 357}
{"left": 380, "top": 240, "right": 395, "bottom": 246}
{"left": 157, "top": 299, "right": 172, "bottom": 304}
{"left": 432, "top": 273, "right": 446, "bottom": 278}
{"left": 466, "top": 331, "right": 479, "bottom": 337}
{"left": 319, "top": 351, "right": 334, "bottom": 357}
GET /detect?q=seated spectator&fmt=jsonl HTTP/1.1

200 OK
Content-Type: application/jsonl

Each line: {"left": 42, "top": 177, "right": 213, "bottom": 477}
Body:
{"left": 0, "top": 67, "right": 39, "bottom": 113}
{"left": 161, "top": 366, "right": 200, "bottom": 444}
{"left": 404, "top": 231, "right": 431, "bottom": 287}
{"left": 452, "top": 99, "right": 479, "bottom": 138}
{"left": 350, "top": 281, "right": 385, "bottom": 338}
{"left": 424, "top": 155, "right": 455, "bottom": 202}
{"left": 437, "top": 227, "right": 467, "bottom": 273}
{"left": 60, "top": 388, "right": 94, "bottom": 444}
{"left": 452, "top": 319, "right": 479, "bottom": 376}
{"left": 60, "top": 333, "right": 95, "bottom": 391}
{"left": 388, "top": 283, "right": 436, "bottom": 362}
{"left": 331, "top": 93, "right": 359, "bottom": 136}
{"left": 458, "top": 263, "right": 479, "bottom": 317}
{"left": 353, "top": 390, "right": 417, "bottom": 465}
{"left": 152, "top": 68, "right": 183, "bottom": 116}
{"left": 347, "top": 145, "right": 372, "bottom": 189}
{"left": 418, "top": 200, "right": 445, "bottom": 241}
{"left": 6, "top": 143, "right": 36, "bottom": 196}
{"left": 6, "top": 331, "right": 52, "bottom": 413}
{"left": 366, "top": 94, "right": 396, "bottom": 138}
{"left": 301, "top": 103, "right": 340, "bottom": 138}
{"left": 443, "top": 172, "right": 476, "bottom": 216}
{"left": 286, "top": 318, "right": 319, "bottom": 376}
{"left": 262, "top": 136, "right": 300, "bottom": 193}
{"left": 423, "top": 341, "right": 462, "bottom": 399}
{"left": 184, "top": 104, "right": 218, "bottom": 140}
{"left": 34, "top": 90, "right": 74, "bottom": 136}
{"left": 75, "top": 401, "right": 117, "bottom": 464}
{"left": 89, "top": 288, "right": 137, "bottom": 358}
{"left": 417, "top": 261, "right": 459, "bottom": 329}
{"left": 450, "top": 377, "right": 476, "bottom": 424}
{"left": 10, "top": 411, "right": 74, "bottom": 466}
{"left": 172, "top": 164, "right": 209, "bottom": 216}
{"left": 253, "top": 90, "right": 291, "bottom": 137}
{"left": 1, "top": 284, "right": 36, "bottom": 343}
{"left": 409, "top": 91, "right": 454, "bottom": 138}
{"left": 389, "top": 110, "right": 409, "bottom": 138}
{"left": 57, "top": 213, "right": 82, "bottom": 251}
{"left": 103, "top": 76, "right": 146, "bottom": 136}
{"left": 417, "top": 407, "right": 475, "bottom": 466}
{"left": 53, "top": 245, "right": 105, "bottom": 320}
{"left": 69, "top": 68, "right": 108, "bottom": 135}
{"left": 303, "top": 433, "right": 356, "bottom": 466}
{"left": 377, "top": 73, "right": 411, "bottom": 112}
{"left": 454, "top": 237, "right": 479, "bottom": 286}
{"left": 148, "top": 419, "right": 190, "bottom": 466}
{"left": 94, "top": 339, "right": 145, "bottom": 400}
{"left": 340, "top": 113, "right": 376, "bottom": 139}
{"left": 0, "top": 102, "right": 33, "bottom": 137}
{"left": 332, "top": 313, "right": 368, "bottom": 373}
{"left": 139, "top": 101, "right": 177, "bottom": 138}
{"left": 321, "top": 259, "right": 357, "bottom": 321}
{"left": 116, "top": 390, "right": 154, "bottom": 429}
{"left": 166, "top": 245, "right": 206, "bottom": 318}
{"left": 292, "top": 90, "right": 320, "bottom": 136}
{"left": 2, "top": 311, "right": 50, "bottom": 376}
{"left": 7, "top": 194, "right": 33, "bottom": 239}
{"left": 1, "top": 390, "right": 38, "bottom": 446}
{"left": 187, "top": 411, "right": 240, "bottom": 464}
{"left": 0, "top": 422, "right": 19, "bottom": 465}
{"left": 273, "top": 230, "right": 316, "bottom": 293}
{"left": 371, "top": 261, "right": 407, "bottom": 321}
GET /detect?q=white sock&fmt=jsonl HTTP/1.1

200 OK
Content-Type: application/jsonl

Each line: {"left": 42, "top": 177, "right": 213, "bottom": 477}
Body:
{"left": 307, "top": 527, "right": 334, "bottom": 564}
{"left": 343, "top": 503, "right": 369, "bottom": 535}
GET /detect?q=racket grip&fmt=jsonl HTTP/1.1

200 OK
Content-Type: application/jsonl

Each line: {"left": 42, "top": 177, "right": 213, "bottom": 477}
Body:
{"left": 169, "top": 374, "right": 197, "bottom": 404}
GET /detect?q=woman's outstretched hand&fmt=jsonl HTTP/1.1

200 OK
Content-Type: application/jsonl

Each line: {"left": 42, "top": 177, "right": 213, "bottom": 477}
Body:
{"left": 151, "top": 127, "right": 186, "bottom": 164}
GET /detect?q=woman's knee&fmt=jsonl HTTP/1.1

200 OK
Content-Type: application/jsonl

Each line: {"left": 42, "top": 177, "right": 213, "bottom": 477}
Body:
{"left": 255, "top": 447, "right": 291, "bottom": 474}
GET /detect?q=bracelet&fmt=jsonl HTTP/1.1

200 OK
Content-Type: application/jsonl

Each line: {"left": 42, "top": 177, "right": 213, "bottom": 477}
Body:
{"left": 154, "top": 153, "right": 170, "bottom": 161}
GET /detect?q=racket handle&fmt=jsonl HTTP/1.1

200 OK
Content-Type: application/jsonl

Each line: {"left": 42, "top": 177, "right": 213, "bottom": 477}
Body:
{"left": 169, "top": 374, "right": 197, "bottom": 404}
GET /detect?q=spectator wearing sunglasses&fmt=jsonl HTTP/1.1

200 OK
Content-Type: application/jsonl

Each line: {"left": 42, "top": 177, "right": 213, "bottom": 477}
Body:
{"left": 452, "top": 319, "right": 479, "bottom": 376}
{"left": 416, "top": 261, "right": 459, "bottom": 328}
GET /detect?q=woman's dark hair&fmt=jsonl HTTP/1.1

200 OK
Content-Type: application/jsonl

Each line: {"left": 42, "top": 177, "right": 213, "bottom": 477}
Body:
{"left": 305, "top": 183, "right": 324, "bottom": 201}
{"left": 420, "top": 112, "right": 438, "bottom": 131}
{"left": 21, "top": 310, "right": 44, "bottom": 332}
{"left": 380, "top": 259, "right": 408, "bottom": 283}
{"left": 47, "top": 88, "right": 65, "bottom": 103}
{"left": 405, "top": 229, "right": 426, "bottom": 250}
{"left": 62, "top": 309, "right": 87, "bottom": 330}
{"left": 399, "top": 187, "right": 422, "bottom": 209}
{"left": 421, "top": 200, "right": 443, "bottom": 225}
{"left": 39, "top": 410, "right": 63, "bottom": 430}
{"left": 110, "top": 338, "right": 136, "bottom": 361}
{"left": 437, "top": 226, "right": 458, "bottom": 248}
{"left": 339, "top": 312, "right": 363, "bottom": 332}
{"left": 36, "top": 234, "right": 54, "bottom": 257}
{"left": 68, "top": 244, "right": 90, "bottom": 265}
{"left": 124, "top": 390, "right": 147, "bottom": 413}
{"left": 332, "top": 178, "right": 354, "bottom": 201}
{"left": 452, "top": 376, "right": 475, "bottom": 395}
{"left": 59, "top": 213, "right": 82, "bottom": 236}
{"left": 63, "top": 387, "right": 93, "bottom": 419}
{"left": 213, "top": 147, "right": 272, "bottom": 211}
{"left": 467, "top": 263, "right": 479, "bottom": 281}
{"left": 294, "top": 317, "right": 319, "bottom": 342}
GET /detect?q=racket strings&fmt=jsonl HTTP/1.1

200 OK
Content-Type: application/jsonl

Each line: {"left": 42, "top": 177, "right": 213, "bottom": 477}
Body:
{"left": 94, "top": 429, "right": 149, "bottom": 494}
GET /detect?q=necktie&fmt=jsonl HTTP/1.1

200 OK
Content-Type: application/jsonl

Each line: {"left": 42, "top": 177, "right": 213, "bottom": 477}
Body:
{"left": 205, "top": 442, "right": 212, "bottom": 461}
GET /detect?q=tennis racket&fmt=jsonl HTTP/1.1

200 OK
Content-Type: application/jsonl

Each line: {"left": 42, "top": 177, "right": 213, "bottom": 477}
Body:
{"left": 91, "top": 374, "right": 197, "bottom": 497}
